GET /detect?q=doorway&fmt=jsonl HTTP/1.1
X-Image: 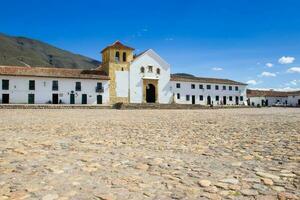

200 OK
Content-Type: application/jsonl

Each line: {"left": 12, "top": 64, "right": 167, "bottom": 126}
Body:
{"left": 28, "top": 94, "right": 35, "bottom": 104}
{"left": 2, "top": 94, "right": 9, "bottom": 104}
{"left": 97, "top": 95, "right": 102, "bottom": 104}
{"left": 82, "top": 94, "right": 87, "bottom": 104}
{"left": 235, "top": 96, "right": 239, "bottom": 105}
{"left": 223, "top": 96, "right": 227, "bottom": 105}
{"left": 207, "top": 96, "right": 211, "bottom": 105}
{"left": 52, "top": 94, "right": 59, "bottom": 104}
{"left": 146, "top": 84, "right": 156, "bottom": 103}
{"left": 70, "top": 93, "right": 75, "bottom": 104}
{"left": 192, "top": 95, "right": 195, "bottom": 104}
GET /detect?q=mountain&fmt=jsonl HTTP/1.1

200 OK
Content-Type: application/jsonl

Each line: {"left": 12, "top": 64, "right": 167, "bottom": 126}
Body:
{"left": 0, "top": 33, "right": 101, "bottom": 69}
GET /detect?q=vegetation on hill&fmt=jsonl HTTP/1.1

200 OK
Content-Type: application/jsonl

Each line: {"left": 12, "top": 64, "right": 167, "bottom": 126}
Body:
{"left": 0, "top": 33, "right": 101, "bottom": 69}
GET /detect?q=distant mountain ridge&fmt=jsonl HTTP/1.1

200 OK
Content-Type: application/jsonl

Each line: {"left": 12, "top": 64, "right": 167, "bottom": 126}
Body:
{"left": 0, "top": 33, "right": 101, "bottom": 69}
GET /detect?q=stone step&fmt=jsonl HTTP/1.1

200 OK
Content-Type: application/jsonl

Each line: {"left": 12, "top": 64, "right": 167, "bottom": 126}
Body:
{"left": 0, "top": 104, "right": 112, "bottom": 109}
{"left": 114, "top": 103, "right": 249, "bottom": 110}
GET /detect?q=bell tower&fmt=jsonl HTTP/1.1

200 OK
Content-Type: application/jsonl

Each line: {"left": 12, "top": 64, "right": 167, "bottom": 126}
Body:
{"left": 101, "top": 41, "right": 134, "bottom": 104}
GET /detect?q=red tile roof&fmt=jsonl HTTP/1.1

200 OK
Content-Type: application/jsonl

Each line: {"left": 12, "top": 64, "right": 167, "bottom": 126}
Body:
{"left": 101, "top": 41, "right": 134, "bottom": 53}
{"left": 0, "top": 66, "right": 110, "bottom": 80}
{"left": 247, "top": 89, "right": 300, "bottom": 97}
{"left": 171, "top": 74, "right": 247, "bottom": 85}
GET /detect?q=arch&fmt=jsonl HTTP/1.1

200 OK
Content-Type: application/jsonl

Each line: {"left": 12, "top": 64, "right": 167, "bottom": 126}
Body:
{"left": 146, "top": 84, "right": 156, "bottom": 103}
{"left": 156, "top": 68, "right": 160, "bottom": 74}
{"left": 122, "top": 52, "right": 127, "bottom": 62}
{"left": 115, "top": 51, "right": 120, "bottom": 62}
{"left": 207, "top": 96, "right": 211, "bottom": 105}
{"left": 140, "top": 66, "right": 145, "bottom": 73}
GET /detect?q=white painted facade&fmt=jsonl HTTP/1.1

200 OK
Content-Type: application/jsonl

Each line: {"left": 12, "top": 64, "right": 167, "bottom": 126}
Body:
{"left": 0, "top": 75, "right": 109, "bottom": 104}
{"left": 129, "top": 49, "right": 173, "bottom": 104}
{"left": 288, "top": 95, "right": 300, "bottom": 107}
{"left": 248, "top": 97, "right": 288, "bottom": 106}
{"left": 171, "top": 81, "right": 247, "bottom": 105}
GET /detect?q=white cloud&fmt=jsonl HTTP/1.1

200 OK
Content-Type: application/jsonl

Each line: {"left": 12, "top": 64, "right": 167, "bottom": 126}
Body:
{"left": 212, "top": 67, "right": 223, "bottom": 71}
{"left": 265, "top": 63, "right": 273, "bottom": 68}
{"left": 287, "top": 67, "right": 300, "bottom": 73}
{"left": 249, "top": 87, "right": 300, "bottom": 91}
{"left": 278, "top": 56, "right": 295, "bottom": 64}
{"left": 290, "top": 80, "right": 300, "bottom": 86}
{"left": 246, "top": 80, "right": 258, "bottom": 85}
{"left": 261, "top": 71, "right": 276, "bottom": 77}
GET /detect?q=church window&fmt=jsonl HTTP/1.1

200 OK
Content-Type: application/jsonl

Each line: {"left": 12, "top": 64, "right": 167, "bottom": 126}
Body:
{"left": 156, "top": 68, "right": 160, "bottom": 74}
{"left": 140, "top": 67, "right": 145, "bottom": 73}
{"left": 148, "top": 66, "right": 153, "bottom": 72}
{"left": 115, "top": 51, "right": 120, "bottom": 62}
{"left": 123, "top": 52, "right": 127, "bottom": 62}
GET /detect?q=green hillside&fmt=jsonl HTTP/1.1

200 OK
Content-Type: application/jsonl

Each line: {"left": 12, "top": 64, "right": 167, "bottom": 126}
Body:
{"left": 0, "top": 33, "right": 101, "bottom": 69}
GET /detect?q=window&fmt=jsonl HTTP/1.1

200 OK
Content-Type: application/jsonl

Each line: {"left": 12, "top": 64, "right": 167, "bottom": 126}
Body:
{"left": 176, "top": 83, "right": 181, "bottom": 88}
{"left": 148, "top": 66, "right": 153, "bottom": 72}
{"left": 223, "top": 85, "right": 226, "bottom": 90}
{"left": 191, "top": 84, "right": 195, "bottom": 89}
{"left": 240, "top": 96, "right": 244, "bottom": 101}
{"left": 156, "top": 68, "right": 161, "bottom": 75}
{"left": 75, "top": 82, "right": 81, "bottom": 91}
{"left": 123, "top": 52, "right": 127, "bottom": 62}
{"left": 29, "top": 80, "right": 35, "bottom": 90}
{"left": 199, "top": 84, "right": 203, "bottom": 89}
{"left": 177, "top": 93, "right": 180, "bottom": 99}
{"left": 229, "top": 96, "right": 233, "bottom": 101}
{"left": 216, "top": 96, "right": 219, "bottom": 101}
{"left": 235, "top": 86, "right": 239, "bottom": 91}
{"left": 52, "top": 80, "right": 58, "bottom": 91}
{"left": 140, "top": 67, "right": 145, "bottom": 73}
{"left": 206, "top": 85, "right": 211, "bottom": 90}
{"left": 97, "top": 82, "right": 102, "bottom": 89}
{"left": 199, "top": 95, "right": 203, "bottom": 101}
{"left": 115, "top": 51, "right": 120, "bottom": 62}
{"left": 215, "top": 85, "right": 219, "bottom": 90}
{"left": 229, "top": 86, "right": 232, "bottom": 91}
{"left": 186, "top": 95, "right": 190, "bottom": 101}
{"left": 2, "top": 80, "right": 9, "bottom": 90}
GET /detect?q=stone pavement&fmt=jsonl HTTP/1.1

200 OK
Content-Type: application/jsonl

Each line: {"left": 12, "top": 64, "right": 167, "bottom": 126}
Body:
{"left": 0, "top": 108, "right": 299, "bottom": 199}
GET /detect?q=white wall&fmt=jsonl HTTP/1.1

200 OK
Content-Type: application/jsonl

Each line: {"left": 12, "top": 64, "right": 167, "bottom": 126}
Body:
{"left": 248, "top": 96, "right": 288, "bottom": 106}
{"left": 129, "top": 49, "right": 173, "bottom": 104}
{"left": 287, "top": 95, "right": 300, "bottom": 106}
{"left": 115, "top": 71, "right": 129, "bottom": 97}
{"left": 172, "top": 81, "right": 247, "bottom": 105}
{"left": 0, "top": 76, "right": 109, "bottom": 104}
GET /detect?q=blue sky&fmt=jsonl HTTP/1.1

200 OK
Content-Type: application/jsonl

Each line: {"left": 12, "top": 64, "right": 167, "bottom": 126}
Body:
{"left": 1, "top": 0, "right": 300, "bottom": 90}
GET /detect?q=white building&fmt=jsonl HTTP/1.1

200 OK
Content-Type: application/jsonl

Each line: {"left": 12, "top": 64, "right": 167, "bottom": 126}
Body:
{"left": 0, "top": 41, "right": 248, "bottom": 106}
{"left": 0, "top": 67, "right": 109, "bottom": 104}
{"left": 171, "top": 75, "right": 247, "bottom": 105}
{"left": 247, "top": 89, "right": 300, "bottom": 107}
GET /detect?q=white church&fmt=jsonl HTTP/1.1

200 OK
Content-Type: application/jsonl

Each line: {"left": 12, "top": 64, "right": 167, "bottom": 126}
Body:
{"left": 0, "top": 41, "right": 248, "bottom": 106}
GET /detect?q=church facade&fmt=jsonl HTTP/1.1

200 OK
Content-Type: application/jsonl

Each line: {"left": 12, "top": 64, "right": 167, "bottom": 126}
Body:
{"left": 0, "top": 41, "right": 248, "bottom": 105}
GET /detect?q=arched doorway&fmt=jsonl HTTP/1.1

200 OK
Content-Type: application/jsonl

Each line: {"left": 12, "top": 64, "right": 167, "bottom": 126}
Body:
{"left": 207, "top": 96, "right": 211, "bottom": 105}
{"left": 146, "top": 84, "right": 156, "bottom": 103}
